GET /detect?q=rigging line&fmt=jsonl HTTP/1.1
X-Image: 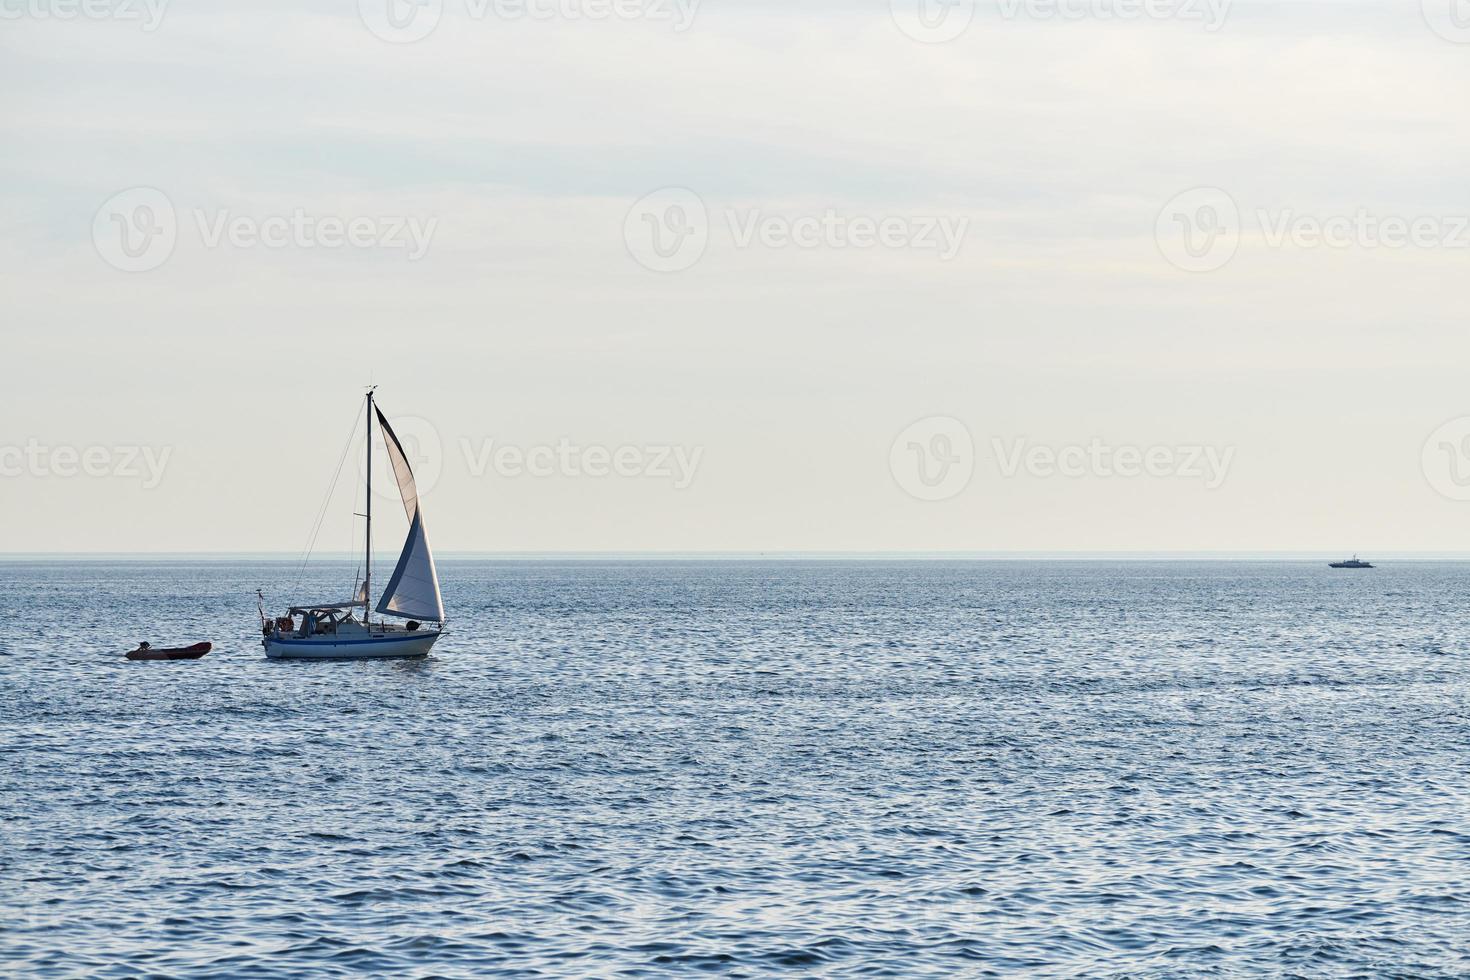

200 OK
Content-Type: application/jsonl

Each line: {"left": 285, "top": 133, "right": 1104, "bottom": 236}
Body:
{"left": 293, "top": 403, "right": 365, "bottom": 589}
{"left": 350, "top": 444, "right": 364, "bottom": 597}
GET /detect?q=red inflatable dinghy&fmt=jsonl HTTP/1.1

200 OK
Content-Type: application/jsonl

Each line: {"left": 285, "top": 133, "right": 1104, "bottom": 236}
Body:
{"left": 126, "top": 642, "right": 212, "bottom": 661}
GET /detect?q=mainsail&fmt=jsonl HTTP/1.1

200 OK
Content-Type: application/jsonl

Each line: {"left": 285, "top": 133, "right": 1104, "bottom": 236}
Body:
{"left": 373, "top": 408, "right": 446, "bottom": 622}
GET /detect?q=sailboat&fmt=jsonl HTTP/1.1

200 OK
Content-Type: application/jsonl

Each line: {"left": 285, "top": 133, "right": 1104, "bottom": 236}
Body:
{"left": 260, "top": 390, "right": 446, "bottom": 660}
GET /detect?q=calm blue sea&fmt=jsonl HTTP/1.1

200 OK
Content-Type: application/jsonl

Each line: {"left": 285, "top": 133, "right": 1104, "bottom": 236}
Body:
{"left": 1, "top": 560, "right": 1468, "bottom": 977}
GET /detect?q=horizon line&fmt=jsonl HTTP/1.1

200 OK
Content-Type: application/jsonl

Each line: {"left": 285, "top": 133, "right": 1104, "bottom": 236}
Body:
{"left": 3, "top": 550, "right": 1470, "bottom": 562}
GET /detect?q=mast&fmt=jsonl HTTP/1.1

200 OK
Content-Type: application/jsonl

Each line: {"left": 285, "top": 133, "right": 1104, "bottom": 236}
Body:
{"left": 365, "top": 388, "right": 374, "bottom": 619}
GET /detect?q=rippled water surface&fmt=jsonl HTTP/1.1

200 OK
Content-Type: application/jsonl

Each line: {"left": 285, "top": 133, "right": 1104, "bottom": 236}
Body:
{"left": 2, "top": 559, "right": 1469, "bottom": 977}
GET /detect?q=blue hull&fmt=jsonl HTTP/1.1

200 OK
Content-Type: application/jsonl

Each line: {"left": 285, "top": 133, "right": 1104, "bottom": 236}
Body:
{"left": 263, "top": 631, "right": 441, "bottom": 660}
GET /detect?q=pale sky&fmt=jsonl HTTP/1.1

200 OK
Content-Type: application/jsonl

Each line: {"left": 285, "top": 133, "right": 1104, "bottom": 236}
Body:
{"left": 3, "top": 0, "right": 1470, "bottom": 553}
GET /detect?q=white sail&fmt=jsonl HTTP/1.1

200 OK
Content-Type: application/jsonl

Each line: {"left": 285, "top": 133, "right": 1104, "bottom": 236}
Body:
{"left": 374, "top": 408, "right": 446, "bottom": 622}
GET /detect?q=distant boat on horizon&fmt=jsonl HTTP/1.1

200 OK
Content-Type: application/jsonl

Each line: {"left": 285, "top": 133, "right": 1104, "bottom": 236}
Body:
{"left": 258, "top": 389, "right": 446, "bottom": 660}
{"left": 1329, "top": 556, "right": 1374, "bottom": 569}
